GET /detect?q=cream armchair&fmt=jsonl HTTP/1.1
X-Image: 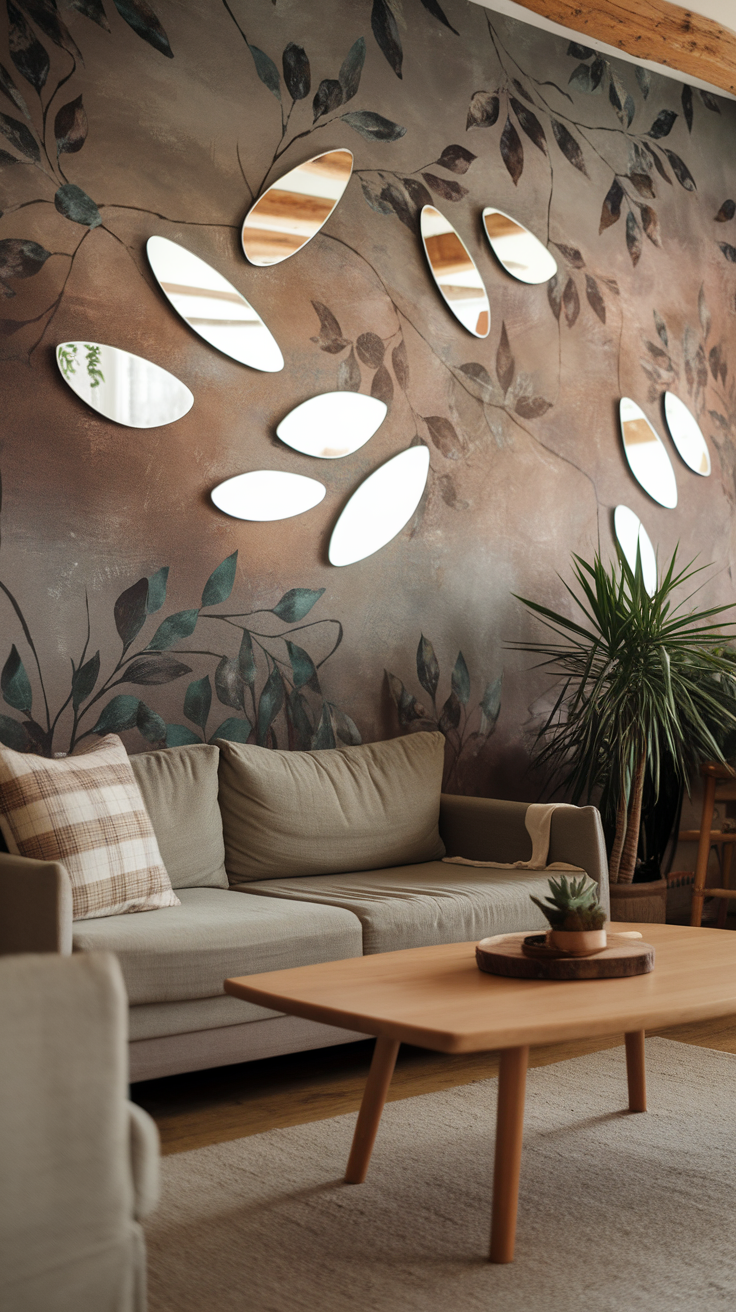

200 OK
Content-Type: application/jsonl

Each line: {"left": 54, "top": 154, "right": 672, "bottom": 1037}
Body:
{"left": 0, "top": 951, "right": 160, "bottom": 1312}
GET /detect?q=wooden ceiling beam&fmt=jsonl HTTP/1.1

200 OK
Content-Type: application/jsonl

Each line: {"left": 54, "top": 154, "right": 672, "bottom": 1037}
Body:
{"left": 512, "top": 1, "right": 736, "bottom": 96}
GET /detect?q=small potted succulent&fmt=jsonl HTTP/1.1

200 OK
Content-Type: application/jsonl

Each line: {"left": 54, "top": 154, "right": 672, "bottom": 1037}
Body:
{"left": 530, "top": 874, "right": 607, "bottom": 956}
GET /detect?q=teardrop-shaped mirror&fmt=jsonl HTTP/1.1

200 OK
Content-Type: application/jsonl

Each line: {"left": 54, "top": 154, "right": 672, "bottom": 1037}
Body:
{"left": 211, "top": 470, "right": 325, "bottom": 522}
{"left": 329, "top": 446, "right": 430, "bottom": 566}
{"left": 614, "top": 504, "right": 657, "bottom": 596}
{"left": 56, "top": 341, "right": 193, "bottom": 428}
{"left": 277, "top": 393, "right": 387, "bottom": 459}
{"left": 619, "top": 398, "right": 677, "bottom": 509}
{"left": 420, "top": 206, "right": 490, "bottom": 338}
{"left": 663, "top": 392, "right": 711, "bottom": 476}
{"left": 146, "top": 237, "right": 283, "bottom": 373}
{"left": 242, "top": 149, "right": 353, "bottom": 267}
{"left": 481, "top": 207, "right": 557, "bottom": 285}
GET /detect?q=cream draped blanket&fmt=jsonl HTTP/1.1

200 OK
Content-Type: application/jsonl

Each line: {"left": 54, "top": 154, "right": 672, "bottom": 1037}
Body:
{"left": 442, "top": 802, "right": 584, "bottom": 872}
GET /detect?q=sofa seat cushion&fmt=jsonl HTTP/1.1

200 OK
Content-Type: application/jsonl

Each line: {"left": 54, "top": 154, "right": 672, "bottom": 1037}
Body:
{"left": 235, "top": 864, "right": 553, "bottom": 955}
{"left": 130, "top": 743, "right": 227, "bottom": 890}
{"left": 72, "top": 887, "right": 362, "bottom": 1005}
{"left": 218, "top": 731, "right": 446, "bottom": 883}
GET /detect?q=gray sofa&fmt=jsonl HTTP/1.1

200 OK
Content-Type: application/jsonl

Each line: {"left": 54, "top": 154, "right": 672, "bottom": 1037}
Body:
{"left": 0, "top": 735, "right": 608, "bottom": 1083}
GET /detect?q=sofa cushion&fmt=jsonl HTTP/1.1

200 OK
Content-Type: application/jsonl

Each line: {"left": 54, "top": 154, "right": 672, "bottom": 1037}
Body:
{"left": 0, "top": 734, "right": 179, "bottom": 921}
{"left": 236, "top": 864, "right": 555, "bottom": 954}
{"left": 72, "top": 887, "right": 362, "bottom": 1005}
{"left": 129, "top": 744, "right": 227, "bottom": 890}
{"left": 218, "top": 732, "right": 446, "bottom": 883}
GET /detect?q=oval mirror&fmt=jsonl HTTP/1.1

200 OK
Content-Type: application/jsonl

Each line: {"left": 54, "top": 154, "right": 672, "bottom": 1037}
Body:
{"left": 277, "top": 392, "right": 387, "bottom": 459}
{"left": 146, "top": 236, "right": 283, "bottom": 373}
{"left": 619, "top": 398, "right": 677, "bottom": 509}
{"left": 241, "top": 149, "right": 353, "bottom": 267}
{"left": 56, "top": 341, "right": 193, "bottom": 428}
{"left": 663, "top": 392, "right": 711, "bottom": 476}
{"left": 211, "top": 470, "right": 325, "bottom": 522}
{"left": 614, "top": 505, "right": 657, "bottom": 596}
{"left": 481, "top": 207, "right": 557, "bottom": 285}
{"left": 329, "top": 446, "right": 430, "bottom": 567}
{"left": 420, "top": 205, "right": 490, "bottom": 338}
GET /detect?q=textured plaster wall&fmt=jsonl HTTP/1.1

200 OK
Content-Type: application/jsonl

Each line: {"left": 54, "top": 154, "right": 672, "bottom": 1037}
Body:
{"left": 0, "top": 0, "right": 735, "bottom": 798}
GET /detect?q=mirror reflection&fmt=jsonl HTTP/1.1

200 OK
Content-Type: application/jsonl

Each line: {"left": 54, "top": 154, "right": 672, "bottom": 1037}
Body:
{"left": 242, "top": 149, "right": 353, "bottom": 267}
{"left": 211, "top": 470, "right": 325, "bottom": 522}
{"left": 56, "top": 341, "right": 193, "bottom": 428}
{"left": 614, "top": 504, "right": 657, "bottom": 596}
{"left": 146, "top": 237, "right": 283, "bottom": 373}
{"left": 663, "top": 392, "right": 711, "bottom": 476}
{"left": 619, "top": 398, "right": 677, "bottom": 509}
{"left": 481, "top": 207, "right": 557, "bottom": 285}
{"left": 420, "top": 205, "right": 490, "bottom": 338}
{"left": 277, "top": 392, "right": 387, "bottom": 459}
{"left": 329, "top": 445, "right": 430, "bottom": 566}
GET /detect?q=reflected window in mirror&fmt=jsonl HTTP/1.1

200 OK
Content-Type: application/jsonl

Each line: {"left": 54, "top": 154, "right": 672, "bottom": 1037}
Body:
{"left": 619, "top": 397, "right": 677, "bottom": 509}
{"left": 663, "top": 392, "right": 711, "bottom": 476}
{"left": 211, "top": 470, "right": 326, "bottom": 522}
{"left": 147, "top": 237, "right": 283, "bottom": 372}
{"left": 277, "top": 393, "right": 387, "bottom": 459}
{"left": 614, "top": 505, "right": 658, "bottom": 596}
{"left": 420, "top": 206, "right": 490, "bottom": 338}
{"left": 242, "top": 149, "right": 353, "bottom": 267}
{"left": 481, "top": 208, "right": 557, "bottom": 285}
{"left": 329, "top": 446, "right": 430, "bottom": 566}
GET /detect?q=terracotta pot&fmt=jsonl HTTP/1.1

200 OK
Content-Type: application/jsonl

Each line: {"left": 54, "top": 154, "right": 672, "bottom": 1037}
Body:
{"left": 609, "top": 877, "right": 667, "bottom": 925}
{"left": 549, "top": 928, "right": 607, "bottom": 956}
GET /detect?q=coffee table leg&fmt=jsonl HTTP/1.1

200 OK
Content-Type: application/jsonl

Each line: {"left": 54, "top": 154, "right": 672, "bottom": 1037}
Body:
{"left": 489, "top": 1044, "right": 529, "bottom": 1264}
{"left": 624, "top": 1030, "right": 647, "bottom": 1112}
{"left": 345, "top": 1034, "right": 401, "bottom": 1184}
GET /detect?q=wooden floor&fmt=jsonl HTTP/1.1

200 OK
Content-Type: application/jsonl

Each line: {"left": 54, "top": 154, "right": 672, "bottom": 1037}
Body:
{"left": 132, "top": 1013, "right": 736, "bottom": 1157}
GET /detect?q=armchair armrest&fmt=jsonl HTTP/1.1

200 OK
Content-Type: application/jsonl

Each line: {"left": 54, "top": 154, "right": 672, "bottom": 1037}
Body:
{"left": 438, "top": 795, "right": 610, "bottom": 914}
{"left": 0, "top": 853, "right": 73, "bottom": 955}
{"left": 128, "top": 1101, "right": 160, "bottom": 1220}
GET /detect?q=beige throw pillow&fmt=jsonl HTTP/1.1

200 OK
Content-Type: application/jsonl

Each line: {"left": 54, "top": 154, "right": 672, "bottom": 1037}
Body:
{"left": 130, "top": 743, "right": 228, "bottom": 889}
{"left": 217, "top": 731, "right": 446, "bottom": 883}
{"left": 0, "top": 734, "right": 180, "bottom": 920}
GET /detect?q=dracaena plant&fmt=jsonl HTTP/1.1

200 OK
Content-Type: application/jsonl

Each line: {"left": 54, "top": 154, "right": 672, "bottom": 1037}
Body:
{"left": 514, "top": 547, "right": 736, "bottom": 884}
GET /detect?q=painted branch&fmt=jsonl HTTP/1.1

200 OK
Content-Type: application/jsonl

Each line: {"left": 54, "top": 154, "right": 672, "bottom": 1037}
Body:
{"left": 618, "top": 752, "right": 647, "bottom": 884}
{"left": 513, "top": 0, "right": 736, "bottom": 96}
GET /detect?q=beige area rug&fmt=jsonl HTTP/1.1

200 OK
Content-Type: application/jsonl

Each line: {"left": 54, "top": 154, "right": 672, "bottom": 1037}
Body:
{"left": 145, "top": 1039, "right": 736, "bottom": 1312}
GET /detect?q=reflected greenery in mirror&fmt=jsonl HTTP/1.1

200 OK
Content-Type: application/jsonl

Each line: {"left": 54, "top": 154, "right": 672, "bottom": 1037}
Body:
{"left": 619, "top": 397, "right": 677, "bottom": 508}
{"left": 482, "top": 208, "right": 557, "bottom": 285}
{"left": 147, "top": 237, "right": 283, "bottom": 372}
{"left": 242, "top": 149, "right": 353, "bottom": 266}
{"left": 56, "top": 341, "right": 193, "bottom": 428}
{"left": 420, "top": 205, "right": 490, "bottom": 338}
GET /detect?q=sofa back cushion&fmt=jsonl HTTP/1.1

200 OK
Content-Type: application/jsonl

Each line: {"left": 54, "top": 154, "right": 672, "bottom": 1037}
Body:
{"left": 217, "top": 731, "right": 446, "bottom": 883}
{"left": 0, "top": 734, "right": 179, "bottom": 920}
{"left": 130, "top": 743, "right": 227, "bottom": 890}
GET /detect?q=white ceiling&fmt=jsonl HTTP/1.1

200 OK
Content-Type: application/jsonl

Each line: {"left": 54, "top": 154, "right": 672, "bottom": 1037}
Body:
{"left": 469, "top": 0, "right": 736, "bottom": 99}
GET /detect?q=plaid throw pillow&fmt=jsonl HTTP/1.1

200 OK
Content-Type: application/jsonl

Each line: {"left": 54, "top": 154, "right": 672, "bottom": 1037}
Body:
{"left": 0, "top": 734, "right": 180, "bottom": 921}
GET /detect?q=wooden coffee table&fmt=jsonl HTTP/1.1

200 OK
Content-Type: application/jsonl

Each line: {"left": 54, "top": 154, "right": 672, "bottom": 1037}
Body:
{"left": 225, "top": 922, "right": 736, "bottom": 1263}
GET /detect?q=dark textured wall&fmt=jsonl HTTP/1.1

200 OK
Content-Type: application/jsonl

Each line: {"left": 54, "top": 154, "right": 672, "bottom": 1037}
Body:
{"left": 0, "top": 0, "right": 735, "bottom": 796}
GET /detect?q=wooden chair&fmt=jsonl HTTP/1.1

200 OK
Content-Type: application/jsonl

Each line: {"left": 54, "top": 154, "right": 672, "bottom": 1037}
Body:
{"left": 682, "top": 762, "right": 736, "bottom": 928}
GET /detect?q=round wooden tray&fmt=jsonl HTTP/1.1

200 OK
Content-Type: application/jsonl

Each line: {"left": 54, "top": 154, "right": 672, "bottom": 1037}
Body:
{"left": 476, "top": 932, "right": 655, "bottom": 980}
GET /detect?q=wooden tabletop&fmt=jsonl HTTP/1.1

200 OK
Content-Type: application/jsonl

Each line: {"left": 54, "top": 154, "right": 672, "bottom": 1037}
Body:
{"left": 225, "top": 923, "right": 736, "bottom": 1054}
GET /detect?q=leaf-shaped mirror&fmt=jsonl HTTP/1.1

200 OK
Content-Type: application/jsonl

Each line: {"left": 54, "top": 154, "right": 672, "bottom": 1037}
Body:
{"left": 211, "top": 471, "right": 325, "bottom": 522}
{"left": 614, "top": 504, "right": 657, "bottom": 596}
{"left": 329, "top": 446, "right": 430, "bottom": 566}
{"left": 663, "top": 392, "right": 711, "bottom": 476}
{"left": 420, "top": 206, "right": 490, "bottom": 338}
{"left": 146, "top": 237, "right": 283, "bottom": 372}
{"left": 277, "top": 392, "right": 387, "bottom": 459}
{"left": 241, "top": 149, "right": 353, "bottom": 267}
{"left": 481, "top": 207, "right": 557, "bottom": 285}
{"left": 619, "top": 398, "right": 677, "bottom": 509}
{"left": 56, "top": 342, "right": 193, "bottom": 428}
